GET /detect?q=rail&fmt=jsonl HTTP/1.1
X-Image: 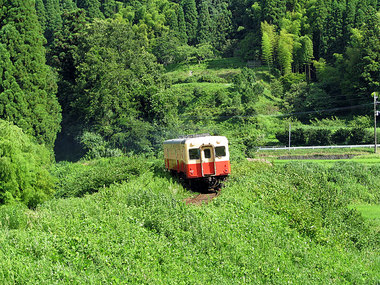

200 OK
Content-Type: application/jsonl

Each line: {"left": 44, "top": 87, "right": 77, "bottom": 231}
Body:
{"left": 258, "top": 145, "right": 375, "bottom": 151}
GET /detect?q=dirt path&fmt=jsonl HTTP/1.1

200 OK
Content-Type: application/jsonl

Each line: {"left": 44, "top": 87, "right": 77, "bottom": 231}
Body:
{"left": 184, "top": 192, "right": 220, "bottom": 205}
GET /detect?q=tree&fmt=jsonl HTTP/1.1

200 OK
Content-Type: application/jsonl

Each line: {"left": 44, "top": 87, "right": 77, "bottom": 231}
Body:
{"left": 261, "top": 21, "right": 276, "bottom": 68}
{"left": 261, "top": 0, "right": 286, "bottom": 26}
{"left": 197, "top": 0, "right": 212, "bottom": 44}
{"left": 177, "top": 4, "right": 188, "bottom": 43}
{"left": 61, "top": 0, "right": 77, "bottom": 11}
{"left": 341, "top": 10, "right": 380, "bottom": 105}
{"left": 0, "top": 0, "right": 61, "bottom": 147}
{"left": 71, "top": 18, "right": 165, "bottom": 152}
{"left": 232, "top": 68, "right": 261, "bottom": 109}
{"left": 165, "top": 7, "right": 178, "bottom": 31}
{"left": 324, "top": 0, "right": 345, "bottom": 61}
{"left": 152, "top": 32, "right": 181, "bottom": 65}
{"left": 48, "top": 8, "right": 88, "bottom": 146}
{"left": 277, "top": 29, "right": 294, "bottom": 74}
{"left": 262, "top": 32, "right": 273, "bottom": 68}
{"left": 307, "top": 0, "right": 328, "bottom": 60}
{"left": 101, "top": 0, "right": 118, "bottom": 18}
{"left": 299, "top": 35, "right": 313, "bottom": 81}
{"left": 181, "top": 0, "right": 198, "bottom": 44}
{"left": 209, "top": 0, "right": 233, "bottom": 53}
{"left": 0, "top": 119, "right": 55, "bottom": 208}
{"left": 76, "top": 0, "right": 104, "bottom": 18}
{"left": 35, "top": 0, "right": 47, "bottom": 32}
{"left": 44, "top": 0, "right": 63, "bottom": 43}
{"left": 194, "top": 43, "right": 214, "bottom": 64}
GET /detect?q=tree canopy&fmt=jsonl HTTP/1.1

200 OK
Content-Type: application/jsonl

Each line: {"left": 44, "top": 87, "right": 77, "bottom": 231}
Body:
{"left": 0, "top": 0, "right": 61, "bottom": 148}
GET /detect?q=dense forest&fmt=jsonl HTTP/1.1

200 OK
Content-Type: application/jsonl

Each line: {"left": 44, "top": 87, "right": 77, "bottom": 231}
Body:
{"left": 0, "top": 0, "right": 379, "bottom": 202}
{"left": 0, "top": 1, "right": 379, "bottom": 282}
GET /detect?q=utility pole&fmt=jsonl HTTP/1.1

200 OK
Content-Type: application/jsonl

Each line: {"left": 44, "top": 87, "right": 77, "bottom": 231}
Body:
{"left": 289, "top": 123, "right": 291, "bottom": 149}
{"left": 373, "top": 92, "right": 379, "bottom": 153}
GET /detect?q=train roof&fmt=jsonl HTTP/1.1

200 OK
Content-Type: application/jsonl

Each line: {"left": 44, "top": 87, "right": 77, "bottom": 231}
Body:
{"left": 163, "top": 135, "right": 228, "bottom": 145}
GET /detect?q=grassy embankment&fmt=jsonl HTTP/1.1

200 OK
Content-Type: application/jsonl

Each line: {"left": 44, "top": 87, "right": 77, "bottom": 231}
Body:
{"left": 257, "top": 147, "right": 380, "bottom": 232}
{"left": 0, "top": 57, "right": 378, "bottom": 282}
{"left": 256, "top": 148, "right": 378, "bottom": 163}
{"left": 164, "top": 57, "right": 283, "bottom": 148}
{"left": 0, "top": 156, "right": 378, "bottom": 283}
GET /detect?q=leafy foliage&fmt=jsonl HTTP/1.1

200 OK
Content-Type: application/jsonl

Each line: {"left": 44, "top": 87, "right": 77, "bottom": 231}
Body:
{"left": 52, "top": 155, "right": 148, "bottom": 198}
{"left": 276, "top": 126, "right": 375, "bottom": 146}
{"left": 78, "top": 131, "right": 123, "bottom": 159}
{"left": 0, "top": 157, "right": 378, "bottom": 283}
{"left": 0, "top": 120, "right": 54, "bottom": 208}
{"left": 0, "top": 0, "right": 61, "bottom": 148}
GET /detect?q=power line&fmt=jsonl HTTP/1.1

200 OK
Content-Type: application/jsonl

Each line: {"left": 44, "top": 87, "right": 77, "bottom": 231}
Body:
{"left": 177, "top": 103, "right": 372, "bottom": 120}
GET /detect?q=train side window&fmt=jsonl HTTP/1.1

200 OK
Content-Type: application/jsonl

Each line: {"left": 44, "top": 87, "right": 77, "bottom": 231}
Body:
{"left": 189, "top": 148, "right": 200, "bottom": 159}
{"left": 204, "top": 149, "right": 211, "bottom": 158}
{"left": 215, "top": 146, "right": 226, "bottom": 157}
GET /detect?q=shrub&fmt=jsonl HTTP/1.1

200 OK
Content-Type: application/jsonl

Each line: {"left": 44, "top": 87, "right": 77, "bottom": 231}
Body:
{"left": 0, "top": 120, "right": 55, "bottom": 208}
{"left": 275, "top": 130, "right": 289, "bottom": 145}
{"left": 331, "top": 128, "right": 351, "bottom": 144}
{"left": 230, "top": 161, "right": 378, "bottom": 250}
{"left": 275, "top": 126, "right": 376, "bottom": 146}
{"left": 0, "top": 203, "right": 28, "bottom": 230}
{"left": 291, "top": 128, "right": 306, "bottom": 145}
{"left": 52, "top": 156, "right": 148, "bottom": 198}
{"left": 79, "top": 131, "right": 123, "bottom": 159}
{"left": 348, "top": 127, "right": 368, "bottom": 144}
{"left": 306, "top": 128, "right": 332, "bottom": 145}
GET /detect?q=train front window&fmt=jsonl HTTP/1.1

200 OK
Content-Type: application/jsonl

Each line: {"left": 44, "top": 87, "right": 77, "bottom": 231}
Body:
{"left": 215, "top": 146, "right": 226, "bottom": 157}
{"left": 189, "top": 148, "right": 200, "bottom": 160}
{"left": 204, "top": 149, "right": 211, "bottom": 158}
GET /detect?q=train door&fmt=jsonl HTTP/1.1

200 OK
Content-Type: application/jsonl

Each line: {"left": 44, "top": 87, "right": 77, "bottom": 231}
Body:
{"left": 201, "top": 146, "right": 215, "bottom": 176}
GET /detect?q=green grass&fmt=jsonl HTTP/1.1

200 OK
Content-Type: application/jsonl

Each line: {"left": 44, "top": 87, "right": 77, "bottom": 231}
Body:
{"left": 164, "top": 57, "right": 272, "bottom": 87}
{"left": 273, "top": 158, "right": 380, "bottom": 167}
{"left": 0, "top": 157, "right": 378, "bottom": 283}
{"left": 165, "top": 57, "right": 247, "bottom": 73}
{"left": 170, "top": 82, "right": 232, "bottom": 91}
{"left": 257, "top": 147, "right": 380, "bottom": 167}
{"left": 268, "top": 151, "right": 380, "bottom": 166}
{"left": 257, "top": 148, "right": 374, "bottom": 158}
{"left": 350, "top": 204, "right": 380, "bottom": 230}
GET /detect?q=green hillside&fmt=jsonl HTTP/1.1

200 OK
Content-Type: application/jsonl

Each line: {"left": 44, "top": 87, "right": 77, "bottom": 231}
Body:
{"left": 0, "top": 1, "right": 379, "bottom": 283}
{"left": 0, "top": 158, "right": 378, "bottom": 283}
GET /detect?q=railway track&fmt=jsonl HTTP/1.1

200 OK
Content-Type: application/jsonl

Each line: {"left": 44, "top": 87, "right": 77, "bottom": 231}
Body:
{"left": 184, "top": 191, "right": 220, "bottom": 205}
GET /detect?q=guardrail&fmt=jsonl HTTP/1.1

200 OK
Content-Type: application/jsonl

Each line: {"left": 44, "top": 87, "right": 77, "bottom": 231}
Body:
{"left": 258, "top": 145, "right": 375, "bottom": 151}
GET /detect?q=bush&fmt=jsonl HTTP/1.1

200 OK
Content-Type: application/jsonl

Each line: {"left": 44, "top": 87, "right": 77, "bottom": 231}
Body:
{"left": 0, "top": 120, "right": 55, "bottom": 208}
{"left": 331, "top": 128, "right": 351, "bottom": 144}
{"left": 291, "top": 128, "right": 306, "bottom": 145}
{"left": 348, "top": 127, "right": 372, "bottom": 144}
{"left": 230, "top": 161, "right": 378, "bottom": 250}
{"left": 275, "top": 130, "right": 289, "bottom": 145}
{"left": 52, "top": 156, "right": 148, "bottom": 198}
{"left": 0, "top": 203, "right": 28, "bottom": 230}
{"left": 306, "top": 128, "right": 332, "bottom": 146}
{"left": 0, "top": 158, "right": 378, "bottom": 283}
{"left": 79, "top": 131, "right": 123, "bottom": 159}
{"left": 276, "top": 126, "right": 374, "bottom": 146}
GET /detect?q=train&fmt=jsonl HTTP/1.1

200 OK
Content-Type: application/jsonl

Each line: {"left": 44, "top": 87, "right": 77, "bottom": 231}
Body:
{"left": 163, "top": 134, "right": 231, "bottom": 190}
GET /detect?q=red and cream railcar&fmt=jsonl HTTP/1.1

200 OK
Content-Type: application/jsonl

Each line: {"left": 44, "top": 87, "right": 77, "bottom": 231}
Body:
{"left": 163, "top": 134, "right": 231, "bottom": 188}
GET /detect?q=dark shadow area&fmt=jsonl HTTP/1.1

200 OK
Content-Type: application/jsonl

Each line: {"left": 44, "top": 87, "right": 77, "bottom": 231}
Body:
{"left": 54, "top": 132, "right": 85, "bottom": 162}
